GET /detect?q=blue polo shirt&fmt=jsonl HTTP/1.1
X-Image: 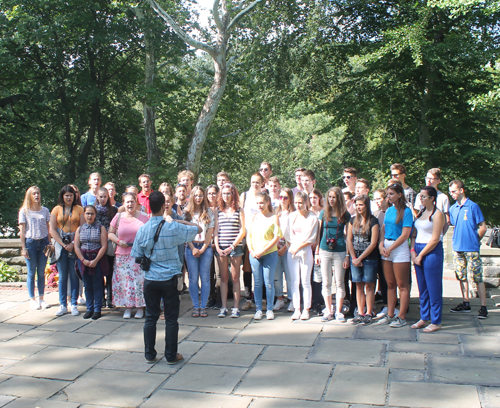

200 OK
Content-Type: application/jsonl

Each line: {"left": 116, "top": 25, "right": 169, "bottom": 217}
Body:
{"left": 449, "top": 198, "right": 484, "bottom": 252}
{"left": 383, "top": 206, "right": 413, "bottom": 240}
{"left": 131, "top": 216, "right": 198, "bottom": 281}
{"left": 81, "top": 191, "right": 97, "bottom": 207}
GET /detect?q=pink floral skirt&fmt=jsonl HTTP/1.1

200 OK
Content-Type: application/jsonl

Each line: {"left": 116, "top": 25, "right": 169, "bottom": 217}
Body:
{"left": 112, "top": 255, "right": 145, "bottom": 308}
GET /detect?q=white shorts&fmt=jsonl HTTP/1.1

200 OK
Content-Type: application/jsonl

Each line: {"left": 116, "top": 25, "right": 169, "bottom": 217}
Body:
{"left": 381, "top": 239, "right": 410, "bottom": 263}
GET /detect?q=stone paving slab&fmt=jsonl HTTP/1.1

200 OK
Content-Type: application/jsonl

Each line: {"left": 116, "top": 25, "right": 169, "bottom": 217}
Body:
{"left": 386, "top": 352, "right": 425, "bottom": 370}
{"left": 0, "top": 323, "right": 35, "bottom": 341}
{"left": 96, "top": 351, "right": 155, "bottom": 372}
{"left": 39, "top": 315, "right": 89, "bottom": 332}
{"left": 5, "top": 310, "right": 56, "bottom": 326}
{"left": 187, "top": 327, "right": 240, "bottom": 343}
{"left": 251, "top": 398, "right": 348, "bottom": 408}
{"left": 320, "top": 324, "right": 356, "bottom": 338}
{"left": 189, "top": 343, "right": 263, "bottom": 367}
{"left": 179, "top": 309, "right": 253, "bottom": 329}
{"left": 427, "top": 355, "right": 500, "bottom": 386}
{"left": 0, "top": 343, "right": 46, "bottom": 360}
{"left": 36, "top": 331, "right": 102, "bottom": 348}
{"left": 0, "top": 376, "right": 70, "bottom": 399}
{"left": 389, "top": 341, "right": 461, "bottom": 355}
{"left": 481, "top": 324, "right": 500, "bottom": 336}
{"left": 308, "top": 338, "right": 385, "bottom": 365}
{"left": 3, "top": 346, "right": 110, "bottom": 380}
{"left": 0, "top": 310, "right": 24, "bottom": 324}
{"left": 461, "top": 334, "right": 500, "bottom": 357}
{"left": 0, "top": 396, "right": 15, "bottom": 407}
{"left": 2, "top": 398, "right": 79, "bottom": 408}
{"left": 389, "top": 368, "right": 425, "bottom": 382}
{"left": 389, "top": 381, "right": 481, "bottom": 408}
{"left": 0, "top": 375, "right": 9, "bottom": 385}
{"left": 75, "top": 320, "right": 124, "bottom": 335}
{"left": 355, "top": 324, "right": 416, "bottom": 341}
{"left": 324, "top": 365, "right": 388, "bottom": 405}
{"left": 64, "top": 368, "right": 165, "bottom": 407}
{"left": 0, "top": 302, "right": 19, "bottom": 310}
{"left": 234, "top": 321, "right": 321, "bottom": 346}
{"left": 480, "top": 386, "right": 500, "bottom": 408}
{"left": 417, "top": 332, "right": 460, "bottom": 344}
{"left": 260, "top": 345, "right": 310, "bottom": 363}
{"left": 163, "top": 363, "right": 247, "bottom": 394}
{"left": 0, "top": 359, "right": 17, "bottom": 374}
{"left": 141, "top": 389, "right": 252, "bottom": 408}
{"left": 438, "top": 317, "right": 480, "bottom": 335}
{"left": 18, "top": 328, "right": 54, "bottom": 339}
{"left": 235, "top": 360, "right": 332, "bottom": 400}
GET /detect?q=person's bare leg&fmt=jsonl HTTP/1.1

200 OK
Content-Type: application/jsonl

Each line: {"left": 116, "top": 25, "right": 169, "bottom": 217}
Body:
{"left": 365, "top": 282, "right": 376, "bottom": 316}
{"left": 231, "top": 257, "right": 242, "bottom": 308}
{"left": 393, "top": 262, "right": 410, "bottom": 320}
{"left": 356, "top": 283, "right": 366, "bottom": 315}
{"left": 218, "top": 257, "right": 229, "bottom": 309}
{"left": 477, "top": 282, "right": 487, "bottom": 306}
{"left": 382, "top": 260, "right": 397, "bottom": 317}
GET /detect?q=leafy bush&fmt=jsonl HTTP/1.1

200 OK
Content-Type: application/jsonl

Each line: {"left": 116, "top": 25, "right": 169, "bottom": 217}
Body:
{"left": 0, "top": 261, "right": 19, "bottom": 282}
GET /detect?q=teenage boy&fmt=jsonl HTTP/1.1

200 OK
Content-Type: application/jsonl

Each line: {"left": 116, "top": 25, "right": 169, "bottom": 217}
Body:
{"left": 354, "top": 178, "right": 378, "bottom": 213}
{"left": 448, "top": 180, "right": 488, "bottom": 318}
{"left": 293, "top": 167, "right": 306, "bottom": 195}
{"left": 104, "top": 182, "right": 121, "bottom": 208}
{"left": 342, "top": 167, "right": 357, "bottom": 194}
{"left": 414, "top": 168, "right": 450, "bottom": 225}
{"left": 81, "top": 172, "right": 102, "bottom": 206}
{"left": 390, "top": 163, "right": 416, "bottom": 208}
{"left": 301, "top": 170, "right": 316, "bottom": 194}
{"left": 259, "top": 162, "right": 273, "bottom": 190}
{"left": 174, "top": 183, "right": 188, "bottom": 216}
{"left": 268, "top": 176, "right": 281, "bottom": 209}
{"left": 137, "top": 174, "right": 153, "bottom": 215}
{"left": 177, "top": 170, "right": 194, "bottom": 200}
{"left": 217, "top": 171, "right": 230, "bottom": 190}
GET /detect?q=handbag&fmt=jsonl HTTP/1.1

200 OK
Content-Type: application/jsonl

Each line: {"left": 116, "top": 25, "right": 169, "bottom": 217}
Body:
{"left": 486, "top": 227, "right": 500, "bottom": 249}
{"left": 106, "top": 213, "right": 121, "bottom": 256}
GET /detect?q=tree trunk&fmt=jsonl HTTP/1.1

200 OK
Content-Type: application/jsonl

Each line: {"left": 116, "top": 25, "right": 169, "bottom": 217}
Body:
{"left": 186, "top": 53, "right": 227, "bottom": 179}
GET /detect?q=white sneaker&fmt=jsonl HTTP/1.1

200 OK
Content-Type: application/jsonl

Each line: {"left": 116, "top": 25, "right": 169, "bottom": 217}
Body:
{"left": 266, "top": 310, "right": 275, "bottom": 320}
{"left": 78, "top": 296, "right": 86, "bottom": 306}
{"left": 376, "top": 307, "right": 388, "bottom": 319}
{"left": 123, "top": 309, "right": 132, "bottom": 319}
{"left": 273, "top": 299, "right": 285, "bottom": 311}
{"left": 254, "top": 310, "right": 263, "bottom": 320}
{"left": 55, "top": 305, "right": 68, "bottom": 316}
{"left": 39, "top": 300, "right": 50, "bottom": 309}
{"left": 291, "top": 310, "right": 301, "bottom": 320}
{"left": 135, "top": 309, "right": 144, "bottom": 319}
{"left": 335, "top": 312, "right": 346, "bottom": 323}
{"left": 30, "top": 299, "right": 41, "bottom": 310}
{"left": 300, "top": 309, "right": 310, "bottom": 320}
{"left": 287, "top": 302, "right": 295, "bottom": 312}
{"left": 71, "top": 305, "right": 79, "bottom": 316}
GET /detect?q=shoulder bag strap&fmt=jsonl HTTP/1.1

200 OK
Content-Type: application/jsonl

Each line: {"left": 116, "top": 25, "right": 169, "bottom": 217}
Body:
{"left": 149, "top": 220, "right": 165, "bottom": 256}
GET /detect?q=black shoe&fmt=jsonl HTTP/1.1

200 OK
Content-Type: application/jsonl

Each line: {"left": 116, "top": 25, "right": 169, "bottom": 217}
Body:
{"left": 83, "top": 311, "right": 93, "bottom": 319}
{"left": 450, "top": 303, "right": 471, "bottom": 313}
{"left": 478, "top": 308, "right": 488, "bottom": 319}
{"left": 92, "top": 312, "right": 102, "bottom": 320}
{"left": 214, "top": 300, "right": 222, "bottom": 309}
{"left": 206, "top": 298, "right": 216, "bottom": 309}
{"left": 107, "top": 302, "right": 115, "bottom": 309}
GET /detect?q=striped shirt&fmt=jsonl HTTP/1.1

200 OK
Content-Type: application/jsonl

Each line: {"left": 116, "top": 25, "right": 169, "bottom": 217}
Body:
{"left": 217, "top": 209, "right": 242, "bottom": 247}
{"left": 79, "top": 222, "right": 102, "bottom": 251}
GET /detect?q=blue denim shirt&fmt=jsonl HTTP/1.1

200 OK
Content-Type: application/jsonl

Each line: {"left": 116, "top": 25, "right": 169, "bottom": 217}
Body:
{"left": 131, "top": 216, "right": 198, "bottom": 281}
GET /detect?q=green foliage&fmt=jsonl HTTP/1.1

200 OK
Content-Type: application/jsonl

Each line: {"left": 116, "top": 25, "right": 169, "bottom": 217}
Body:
{"left": 0, "top": 261, "right": 19, "bottom": 283}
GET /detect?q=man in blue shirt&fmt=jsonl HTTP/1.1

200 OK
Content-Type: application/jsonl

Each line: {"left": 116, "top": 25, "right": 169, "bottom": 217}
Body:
{"left": 448, "top": 180, "right": 487, "bottom": 318}
{"left": 81, "top": 172, "right": 102, "bottom": 207}
{"left": 132, "top": 192, "right": 200, "bottom": 364}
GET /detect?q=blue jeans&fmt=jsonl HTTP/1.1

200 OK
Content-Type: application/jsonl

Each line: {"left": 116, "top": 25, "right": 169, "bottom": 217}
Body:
{"left": 274, "top": 250, "right": 291, "bottom": 297}
{"left": 25, "top": 237, "right": 49, "bottom": 298}
{"left": 80, "top": 262, "right": 103, "bottom": 312}
{"left": 185, "top": 243, "right": 213, "bottom": 309}
{"left": 144, "top": 277, "right": 180, "bottom": 362}
{"left": 250, "top": 251, "right": 278, "bottom": 312}
{"left": 415, "top": 242, "right": 443, "bottom": 324}
{"left": 57, "top": 249, "right": 79, "bottom": 307}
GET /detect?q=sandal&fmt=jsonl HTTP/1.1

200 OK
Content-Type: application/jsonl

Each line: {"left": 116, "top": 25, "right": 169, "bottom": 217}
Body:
{"left": 159, "top": 311, "right": 165, "bottom": 320}
{"left": 192, "top": 308, "right": 200, "bottom": 318}
{"left": 423, "top": 324, "right": 441, "bottom": 333}
{"left": 411, "top": 319, "right": 429, "bottom": 329}
{"left": 200, "top": 308, "right": 208, "bottom": 318}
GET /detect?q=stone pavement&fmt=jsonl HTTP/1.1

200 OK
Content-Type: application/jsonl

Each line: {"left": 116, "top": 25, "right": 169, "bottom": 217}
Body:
{"left": 0, "top": 276, "right": 499, "bottom": 408}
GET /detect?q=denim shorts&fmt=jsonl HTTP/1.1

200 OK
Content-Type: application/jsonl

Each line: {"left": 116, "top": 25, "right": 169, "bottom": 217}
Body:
{"left": 351, "top": 258, "right": 378, "bottom": 283}
{"left": 215, "top": 245, "right": 244, "bottom": 258}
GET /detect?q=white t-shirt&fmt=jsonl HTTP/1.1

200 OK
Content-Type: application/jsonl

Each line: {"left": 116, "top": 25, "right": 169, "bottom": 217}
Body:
{"left": 18, "top": 207, "right": 50, "bottom": 240}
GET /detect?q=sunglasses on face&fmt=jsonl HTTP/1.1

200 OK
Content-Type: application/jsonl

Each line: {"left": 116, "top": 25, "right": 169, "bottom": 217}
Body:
{"left": 342, "top": 175, "right": 352, "bottom": 180}
{"left": 259, "top": 168, "right": 270, "bottom": 172}
{"left": 279, "top": 196, "right": 289, "bottom": 200}
{"left": 391, "top": 173, "right": 401, "bottom": 177}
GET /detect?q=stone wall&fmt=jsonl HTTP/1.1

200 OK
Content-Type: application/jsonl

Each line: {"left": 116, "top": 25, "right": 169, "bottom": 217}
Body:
{"left": 0, "top": 239, "right": 27, "bottom": 281}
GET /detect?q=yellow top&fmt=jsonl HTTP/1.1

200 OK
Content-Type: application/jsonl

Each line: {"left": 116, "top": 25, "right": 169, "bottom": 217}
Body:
{"left": 248, "top": 213, "right": 283, "bottom": 256}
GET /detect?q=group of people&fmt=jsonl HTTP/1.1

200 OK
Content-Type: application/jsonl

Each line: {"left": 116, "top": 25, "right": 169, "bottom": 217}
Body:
{"left": 18, "top": 162, "right": 488, "bottom": 362}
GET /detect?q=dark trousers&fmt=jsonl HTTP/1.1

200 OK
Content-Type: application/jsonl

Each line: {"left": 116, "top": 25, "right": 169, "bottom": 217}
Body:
{"left": 144, "top": 278, "right": 180, "bottom": 362}
{"left": 82, "top": 264, "right": 103, "bottom": 313}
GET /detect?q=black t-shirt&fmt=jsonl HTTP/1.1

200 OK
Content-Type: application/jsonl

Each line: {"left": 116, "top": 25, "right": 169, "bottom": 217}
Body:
{"left": 349, "top": 215, "right": 379, "bottom": 260}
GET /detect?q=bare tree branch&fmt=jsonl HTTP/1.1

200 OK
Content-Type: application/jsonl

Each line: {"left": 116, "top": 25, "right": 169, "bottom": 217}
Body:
{"left": 145, "top": 0, "right": 216, "bottom": 57}
{"left": 232, "top": 1, "right": 246, "bottom": 13}
{"left": 212, "top": 0, "right": 224, "bottom": 31}
{"left": 227, "top": 54, "right": 239, "bottom": 67}
{"left": 227, "top": 0, "right": 263, "bottom": 33}
{"left": 221, "top": 128, "right": 242, "bottom": 138}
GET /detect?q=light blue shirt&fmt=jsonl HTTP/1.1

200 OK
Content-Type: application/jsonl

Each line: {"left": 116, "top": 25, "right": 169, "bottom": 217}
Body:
{"left": 131, "top": 216, "right": 198, "bottom": 281}
{"left": 384, "top": 206, "right": 413, "bottom": 240}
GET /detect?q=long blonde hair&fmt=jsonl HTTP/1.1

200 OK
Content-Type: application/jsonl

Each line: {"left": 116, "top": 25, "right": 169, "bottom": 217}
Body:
{"left": 20, "top": 186, "right": 41, "bottom": 215}
{"left": 324, "top": 187, "right": 349, "bottom": 224}
{"left": 184, "top": 186, "right": 211, "bottom": 225}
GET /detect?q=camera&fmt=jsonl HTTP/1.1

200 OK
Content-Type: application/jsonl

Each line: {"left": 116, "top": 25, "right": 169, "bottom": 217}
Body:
{"left": 61, "top": 234, "right": 71, "bottom": 245}
{"left": 135, "top": 256, "right": 151, "bottom": 271}
{"left": 327, "top": 238, "right": 337, "bottom": 250}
